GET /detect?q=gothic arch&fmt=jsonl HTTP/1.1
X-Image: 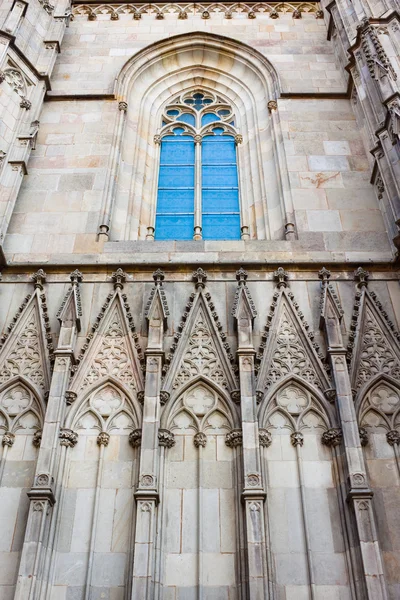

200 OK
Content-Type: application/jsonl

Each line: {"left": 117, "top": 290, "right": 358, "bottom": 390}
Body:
{"left": 0, "top": 376, "right": 44, "bottom": 435}
{"left": 101, "top": 32, "right": 293, "bottom": 242}
{"left": 356, "top": 374, "right": 400, "bottom": 433}
{"left": 161, "top": 376, "right": 238, "bottom": 431}
{"left": 66, "top": 377, "right": 141, "bottom": 432}
{"left": 258, "top": 374, "right": 336, "bottom": 429}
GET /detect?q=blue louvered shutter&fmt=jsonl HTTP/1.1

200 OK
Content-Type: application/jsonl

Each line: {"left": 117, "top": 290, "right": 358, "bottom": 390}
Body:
{"left": 201, "top": 133, "right": 241, "bottom": 240}
{"left": 155, "top": 133, "right": 195, "bottom": 240}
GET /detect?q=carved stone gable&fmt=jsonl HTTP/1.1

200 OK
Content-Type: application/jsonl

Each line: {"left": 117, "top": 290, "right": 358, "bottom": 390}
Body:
{"left": 173, "top": 307, "right": 229, "bottom": 390}
{"left": 354, "top": 304, "right": 400, "bottom": 391}
{"left": 257, "top": 293, "right": 328, "bottom": 392}
{"left": 0, "top": 296, "right": 48, "bottom": 391}
{"left": 72, "top": 294, "right": 143, "bottom": 393}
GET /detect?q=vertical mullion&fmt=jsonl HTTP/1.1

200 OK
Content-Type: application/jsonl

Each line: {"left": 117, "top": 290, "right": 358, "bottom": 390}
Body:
{"left": 194, "top": 137, "right": 202, "bottom": 240}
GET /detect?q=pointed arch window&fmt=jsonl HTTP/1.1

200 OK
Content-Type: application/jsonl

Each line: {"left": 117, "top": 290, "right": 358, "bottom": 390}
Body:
{"left": 154, "top": 91, "right": 242, "bottom": 241}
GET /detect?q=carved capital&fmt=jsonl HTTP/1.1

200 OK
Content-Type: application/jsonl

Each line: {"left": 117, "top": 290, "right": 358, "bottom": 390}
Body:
{"left": 291, "top": 431, "right": 304, "bottom": 447}
{"left": 160, "top": 391, "right": 170, "bottom": 405}
{"left": 111, "top": 268, "right": 127, "bottom": 290}
{"left": 267, "top": 100, "right": 277, "bottom": 112}
{"left": 158, "top": 429, "right": 175, "bottom": 448}
{"left": 65, "top": 390, "right": 77, "bottom": 405}
{"left": 321, "top": 428, "right": 342, "bottom": 447}
{"left": 259, "top": 428, "right": 272, "bottom": 447}
{"left": 387, "top": 429, "right": 400, "bottom": 446}
{"left": 230, "top": 389, "right": 241, "bottom": 404}
{"left": 33, "top": 430, "right": 42, "bottom": 448}
{"left": 137, "top": 391, "right": 145, "bottom": 405}
{"left": 234, "top": 133, "right": 243, "bottom": 145}
{"left": 359, "top": 427, "right": 369, "bottom": 447}
{"left": 118, "top": 101, "right": 127, "bottom": 112}
{"left": 20, "top": 96, "right": 31, "bottom": 110}
{"left": 292, "top": 8, "right": 301, "bottom": 18}
{"left": 323, "top": 388, "right": 336, "bottom": 403}
{"left": 129, "top": 429, "right": 142, "bottom": 447}
{"left": 154, "top": 134, "right": 162, "bottom": 145}
{"left": 2, "top": 431, "right": 15, "bottom": 447}
{"left": 194, "top": 432, "right": 207, "bottom": 448}
{"left": 59, "top": 428, "right": 78, "bottom": 447}
{"left": 256, "top": 390, "right": 264, "bottom": 405}
{"left": 0, "top": 71, "right": 5, "bottom": 83}
{"left": 225, "top": 429, "right": 243, "bottom": 448}
{"left": 97, "top": 432, "right": 110, "bottom": 446}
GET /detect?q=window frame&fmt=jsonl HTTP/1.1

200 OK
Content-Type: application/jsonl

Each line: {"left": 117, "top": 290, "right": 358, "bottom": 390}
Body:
{"left": 152, "top": 90, "right": 244, "bottom": 241}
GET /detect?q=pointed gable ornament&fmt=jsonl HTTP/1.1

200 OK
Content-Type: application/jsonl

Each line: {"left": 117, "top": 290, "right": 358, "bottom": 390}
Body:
{"left": 162, "top": 267, "right": 237, "bottom": 392}
{"left": 232, "top": 267, "right": 257, "bottom": 350}
{"left": 256, "top": 267, "right": 329, "bottom": 392}
{"left": 0, "top": 270, "right": 52, "bottom": 393}
{"left": 69, "top": 269, "right": 144, "bottom": 393}
{"left": 348, "top": 268, "right": 400, "bottom": 392}
{"left": 56, "top": 269, "right": 83, "bottom": 332}
{"left": 318, "top": 268, "right": 344, "bottom": 350}
{"left": 145, "top": 269, "right": 169, "bottom": 329}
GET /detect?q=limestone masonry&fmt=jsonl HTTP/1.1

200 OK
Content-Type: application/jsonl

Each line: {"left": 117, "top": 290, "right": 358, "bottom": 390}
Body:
{"left": 0, "top": 0, "right": 400, "bottom": 599}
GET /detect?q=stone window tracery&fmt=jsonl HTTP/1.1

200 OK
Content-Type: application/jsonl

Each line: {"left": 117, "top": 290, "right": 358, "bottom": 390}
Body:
{"left": 154, "top": 90, "right": 242, "bottom": 241}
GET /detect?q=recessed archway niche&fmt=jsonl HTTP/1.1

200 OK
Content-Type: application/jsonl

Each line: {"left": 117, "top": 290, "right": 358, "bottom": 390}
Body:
{"left": 99, "top": 32, "right": 294, "bottom": 242}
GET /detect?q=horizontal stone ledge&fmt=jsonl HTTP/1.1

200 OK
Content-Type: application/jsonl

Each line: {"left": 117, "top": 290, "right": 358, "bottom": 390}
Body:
{"left": 2, "top": 249, "right": 395, "bottom": 269}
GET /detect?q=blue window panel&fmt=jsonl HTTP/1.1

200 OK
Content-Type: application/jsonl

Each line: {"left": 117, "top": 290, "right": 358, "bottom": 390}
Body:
{"left": 202, "top": 165, "right": 238, "bottom": 188}
{"left": 201, "top": 112, "right": 221, "bottom": 126}
{"left": 159, "top": 165, "right": 194, "bottom": 188}
{"left": 202, "top": 214, "right": 241, "bottom": 240}
{"left": 202, "top": 189, "right": 240, "bottom": 212}
{"left": 177, "top": 113, "right": 196, "bottom": 126}
{"left": 202, "top": 136, "right": 237, "bottom": 163}
{"left": 155, "top": 214, "right": 194, "bottom": 240}
{"left": 160, "top": 139, "right": 195, "bottom": 165}
{"left": 166, "top": 109, "right": 179, "bottom": 117}
{"left": 157, "top": 189, "right": 194, "bottom": 213}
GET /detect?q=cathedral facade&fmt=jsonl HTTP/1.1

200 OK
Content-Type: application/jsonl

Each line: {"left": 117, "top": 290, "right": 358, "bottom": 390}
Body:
{"left": 0, "top": 0, "right": 400, "bottom": 599}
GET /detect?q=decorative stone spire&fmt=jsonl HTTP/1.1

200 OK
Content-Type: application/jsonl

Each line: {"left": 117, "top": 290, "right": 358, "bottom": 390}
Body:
{"left": 192, "top": 267, "right": 207, "bottom": 290}
{"left": 111, "top": 268, "right": 127, "bottom": 290}
{"left": 273, "top": 267, "right": 288, "bottom": 289}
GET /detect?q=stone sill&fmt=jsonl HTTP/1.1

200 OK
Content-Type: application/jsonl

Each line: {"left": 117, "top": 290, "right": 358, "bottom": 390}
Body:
{"left": 2, "top": 238, "right": 396, "bottom": 268}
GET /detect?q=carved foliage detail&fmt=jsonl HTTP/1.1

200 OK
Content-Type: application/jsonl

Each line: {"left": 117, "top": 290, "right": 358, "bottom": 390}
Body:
{"left": 355, "top": 306, "right": 400, "bottom": 391}
{"left": 173, "top": 309, "right": 229, "bottom": 391}
{"left": 82, "top": 305, "right": 138, "bottom": 390}
{"left": 263, "top": 305, "right": 323, "bottom": 390}
{"left": 0, "top": 301, "right": 47, "bottom": 390}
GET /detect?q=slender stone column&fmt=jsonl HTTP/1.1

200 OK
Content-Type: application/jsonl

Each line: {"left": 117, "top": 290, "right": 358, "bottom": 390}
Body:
{"left": 232, "top": 268, "right": 269, "bottom": 599}
{"left": 131, "top": 270, "right": 168, "bottom": 599}
{"left": 14, "top": 271, "right": 83, "bottom": 600}
{"left": 319, "top": 268, "right": 388, "bottom": 600}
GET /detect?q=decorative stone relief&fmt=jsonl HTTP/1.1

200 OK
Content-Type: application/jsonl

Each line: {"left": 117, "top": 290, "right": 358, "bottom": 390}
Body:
{"left": 158, "top": 429, "right": 175, "bottom": 447}
{"left": 97, "top": 431, "right": 110, "bottom": 446}
{"left": 291, "top": 431, "right": 304, "bottom": 447}
{"left": 225, "top": 429, "right": 242, "bottom": 447}
{"left": 259, "top": 429, "right": 272, "bottom": 447}
{"left": 4, "top": 68, "right": 26, "bottom": 97}
{"left": 81, "top": 305, "right": 138, "bottom": 390}
{"left": 59, "top": 428, "right": 78, "bottom": 447}
{"left": 359, "top": 381, "right": 400, "bottom": 446}
{"left": 73, "top": 2, "right": 323, "bottom": 20}
{"left": 321, "top": 428, "right": 342, "bottom": 447}
{"left": 0, "top": 301, "right": 47, "bottom": 390}
{"left": 172, "top": 308, "right": 229, "bottom": 390}
{"left": 129, "top": 428, "right": 142, "bottom": 447}
{"left": 0, "top": 382, "right": 42, "bottom": 438}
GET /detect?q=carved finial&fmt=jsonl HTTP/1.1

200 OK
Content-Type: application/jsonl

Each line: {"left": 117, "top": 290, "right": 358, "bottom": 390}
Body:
{"left": 111, "top": 268, "right": 127, "bottom": 290}
{"left": 268, "top": 100, "right": 278, "bottom": 113}
{"left": 192, "top": 267, "right": 207, "bottom": 289}
{"left": 153, "top": 268, "right": 165, "bottom": 284}
{"left": 354, "top": 267, "right": 369, "bottom": 289}
{"left": 236, "top": 267, "right": 248, "bottom": 285}
{"left": 318, "top": 267, "right": 331, "bottom": 283}
{"left": 273, "top": 267, "right": 288, "bottom": 289}
{"left": 70, "top": 269, "right": 83, "bottom": 284}
{"left": 31, "top": 269, "right": 47, "bottom": 290}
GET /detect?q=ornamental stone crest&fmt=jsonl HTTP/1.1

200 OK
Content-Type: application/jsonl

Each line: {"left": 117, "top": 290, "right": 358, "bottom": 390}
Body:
{"left": 172, "top": 308, "right": 229, "bottom": 391}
